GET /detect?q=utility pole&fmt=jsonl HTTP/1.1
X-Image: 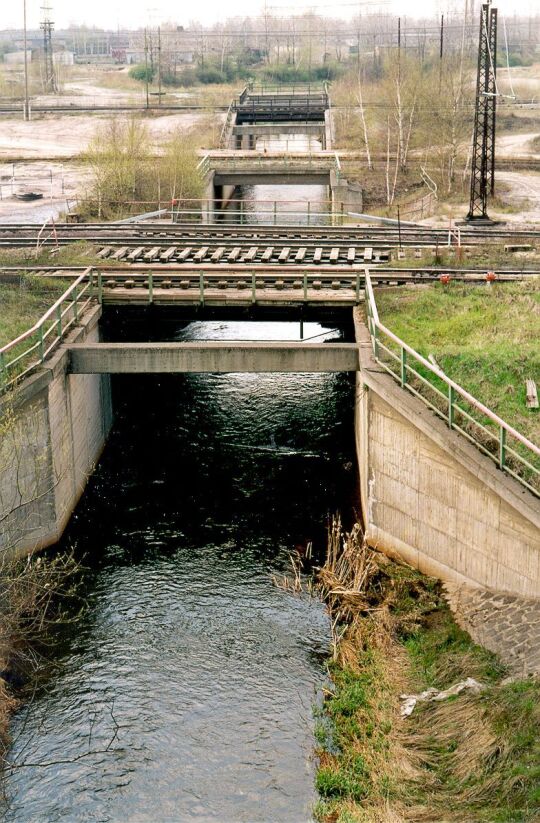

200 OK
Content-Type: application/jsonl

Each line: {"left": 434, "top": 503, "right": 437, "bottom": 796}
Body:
{"left": 144, "top": 28, "right": 150, "bottom": 109}
{"left": 466, "top": 0, "right": 498, "bottom": 222}
{"left": 40, "top": 3, "right": 57, "bottom": 94}
{"left": 23, "top": 0, "right": 30, "bottom": 120}
{"left": 157, "top": 25, "right": 162, "bottom": 106}
{"left": 439, "top": 14, "right": 444, "bottom": 91}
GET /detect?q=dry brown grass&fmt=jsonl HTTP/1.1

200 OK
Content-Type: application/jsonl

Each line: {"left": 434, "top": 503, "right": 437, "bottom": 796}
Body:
{"left": 313, "top": 518, "right": 539, "bottom": 823}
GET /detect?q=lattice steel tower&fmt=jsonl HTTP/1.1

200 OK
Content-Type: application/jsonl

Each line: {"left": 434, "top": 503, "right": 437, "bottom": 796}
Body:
{"left": 466, "top": 1, "right": 497, "bottom": 222}
{"left": 41, "top": 4, "right": 57, "bottom": 94}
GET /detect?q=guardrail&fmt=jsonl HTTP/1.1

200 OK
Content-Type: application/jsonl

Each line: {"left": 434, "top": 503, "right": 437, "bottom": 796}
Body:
{"left": 196, "top": 154, "right": 211, "bottom": 179}
{"left": 364, "top": 271, "right": 540, "bottom": 497}
{"left": 219, "top": 101, "right": 237, "bottom": 149}
{"left": 0, "top": 268, "right": 94, "bottom": 393}
{"left": 245, "top": 83, "right": 327, "bottom": 96}
{"left": 92, "top": 268, "right": 366, "bottom": 305}
{"left": 181, "top": 205, "right": 337, "bottom": 225}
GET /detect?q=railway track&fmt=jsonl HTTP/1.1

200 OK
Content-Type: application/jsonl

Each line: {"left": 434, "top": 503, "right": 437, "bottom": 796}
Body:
{"left": 2, "top": 265, "right": 538, "bottom": 283}
{"left": 0, "top": 223, "right": 538, "bottom": 264}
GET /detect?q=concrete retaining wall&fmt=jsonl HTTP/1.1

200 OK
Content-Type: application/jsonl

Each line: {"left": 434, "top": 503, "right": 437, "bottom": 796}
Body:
{"left": 354, "top": 309, "right": 540, "bottom": 598}
{"left": 0, "top": 307, "right": 112, "bottom": 555}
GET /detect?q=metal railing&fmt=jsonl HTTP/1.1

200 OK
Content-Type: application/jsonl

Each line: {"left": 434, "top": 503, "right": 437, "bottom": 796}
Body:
{"left": 364, "top": 271, "right": 540, "bottom": 497}
{"left": 0, "top": 268, "right": 94, "bottom": 393}
{"left": 244, "top": 83, "right": 327, "bottom": 96}
{"left": 196, "top": 154, "right": 211, "bottom": 178}
{"left": 92, "top": 268, "right": 366, "bottom": 306}
{"left": 219, "top": 100, "right": 237, "bottom": 149}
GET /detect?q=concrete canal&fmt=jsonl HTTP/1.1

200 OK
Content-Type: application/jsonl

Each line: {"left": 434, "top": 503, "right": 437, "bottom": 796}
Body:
{"left": 4, "top": 318, "right": 356, "bottom": 821}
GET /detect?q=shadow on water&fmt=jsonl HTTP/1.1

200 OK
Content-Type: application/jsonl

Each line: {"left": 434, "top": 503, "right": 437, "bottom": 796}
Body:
{"left": 4, "top": 323, "right": 356, "bottom": 821}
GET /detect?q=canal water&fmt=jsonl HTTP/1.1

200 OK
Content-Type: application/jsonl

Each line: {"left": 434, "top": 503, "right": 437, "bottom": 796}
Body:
{"left": 4, "top": 319, "right": 356, "bottom": 822}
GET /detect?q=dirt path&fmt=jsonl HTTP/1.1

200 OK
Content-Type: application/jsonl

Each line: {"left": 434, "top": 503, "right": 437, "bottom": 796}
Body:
{"left": 0, "top": 112, "right": 210, "bottom": 160}
{"left": 497, "top": 171, "right": 540, "bottom": 223}
{"left": 497, "top": 132, "right": 540, "bottom": 158}
{"left": 0, "top": 160, "right": 91, "bottom": 222}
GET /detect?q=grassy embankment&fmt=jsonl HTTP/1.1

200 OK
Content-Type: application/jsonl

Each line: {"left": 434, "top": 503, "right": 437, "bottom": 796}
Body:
{"left": 374, "top": 280, "right": 540, "bottom": 446}
{"left": 0, "top": 274, "right": 69, "bottom": 351}
{"left": 0, "top": 274, "right": 86, "bottom": 756}
{"left": 313, "top": 521, "right": 540, "bottom": 823}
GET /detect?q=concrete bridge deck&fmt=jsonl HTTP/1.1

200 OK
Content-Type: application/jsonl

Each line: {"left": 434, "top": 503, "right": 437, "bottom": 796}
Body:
{"left": 203, "top": 151, "right": 339, "bottom": 186}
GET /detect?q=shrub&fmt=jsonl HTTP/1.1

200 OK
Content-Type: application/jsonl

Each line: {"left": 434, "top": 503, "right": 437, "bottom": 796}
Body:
{"left": 197, "top": 67, "right": 227, "bottom": 85}
{"left": 128, "top": 64, "right": 154, "bottom": 83}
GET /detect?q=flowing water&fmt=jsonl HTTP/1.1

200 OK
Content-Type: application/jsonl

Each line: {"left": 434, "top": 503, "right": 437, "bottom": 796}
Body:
{"left": 5, "top": 319, "right": 356, "bottom": 823}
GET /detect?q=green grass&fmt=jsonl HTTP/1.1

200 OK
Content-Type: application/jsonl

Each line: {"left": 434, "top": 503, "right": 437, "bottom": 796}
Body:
{"left": 375, "top": 281, "right": 540, "bottom": 446}
{"left": 314, "top": 554, "right": 540, "bottom": 823}
{"left": 0, "top": 276, "right": 69, "bottom": 350}
{"left": 0, "top": 241, "right": 99, "bottom": 270}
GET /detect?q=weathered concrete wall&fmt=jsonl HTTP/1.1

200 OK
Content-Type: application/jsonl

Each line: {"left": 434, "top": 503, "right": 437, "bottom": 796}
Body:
{"left": 330, "top": 171, "right": 363, "bottom": 215}
{"left": 354, "top": 310, "right": 540, "bottom": 598}
{"left": 324, "top": 110, "right": 333, "bottom": 149}
{"left": 202, "top": 170, "right": 237, "bottom": 222}
{"left": 0, "top": 307, "right": 112, "bottom": 555}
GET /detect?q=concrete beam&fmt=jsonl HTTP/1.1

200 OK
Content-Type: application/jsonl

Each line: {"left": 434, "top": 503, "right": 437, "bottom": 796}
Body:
{"left": 214, "top": 172, "right": 330, "bottom": 186}
{"left": 232, "top": 123, "right": 324, "bottom": 136}
{"left": 68, "top": 342, "right": 359, "bottom": 374}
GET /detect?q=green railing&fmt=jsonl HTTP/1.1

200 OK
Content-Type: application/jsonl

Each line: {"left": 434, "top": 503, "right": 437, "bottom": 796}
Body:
{"left": 0, "top": 268, "right": 95, "bottom": 393}
{"left": 364, "top": 271, "right": 540, "bottom": 497}
{"left": 92, "top": 268, "right": 366, "bottom": 305}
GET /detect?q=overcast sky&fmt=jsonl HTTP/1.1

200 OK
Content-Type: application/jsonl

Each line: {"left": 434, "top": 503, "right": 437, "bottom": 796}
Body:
{"left": 1, "top": 0, "right": 537, "bottom": 31}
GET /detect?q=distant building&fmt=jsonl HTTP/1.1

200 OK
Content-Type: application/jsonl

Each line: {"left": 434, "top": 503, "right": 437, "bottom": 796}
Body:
{"left": 53, "top": 50, "right": 74, "bottom": 65}
{"left": 125, "top": 49, "right": 146, "bottom": 65}
{"left": 125, "top": 48, "right": 193, "bottom": 66}
{"left": 4, "top": 50, "right": 32, "bottom": 64}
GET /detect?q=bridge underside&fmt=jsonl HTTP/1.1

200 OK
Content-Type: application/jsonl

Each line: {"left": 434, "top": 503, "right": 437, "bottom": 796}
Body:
{"left": 235, "top": 107, "right": 326, "bottom": 124}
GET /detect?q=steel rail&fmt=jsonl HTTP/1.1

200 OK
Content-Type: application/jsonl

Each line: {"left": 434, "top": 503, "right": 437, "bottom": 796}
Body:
{"left": 0, "top": 224, "right": 538, "bottom": 241}
{"left": 2, "top": 265, "right": 539, "bottom": 278}
{"left": 1, "top": 220, "right": 538, "bottom": 234}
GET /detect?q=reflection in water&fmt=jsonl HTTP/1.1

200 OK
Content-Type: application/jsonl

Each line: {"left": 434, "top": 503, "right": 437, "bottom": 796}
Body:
{"left": 5, "top": 320, "right": 356, "bottom": 823}
{"left": 225, "top": 183, "right": 329, "bottom": 226}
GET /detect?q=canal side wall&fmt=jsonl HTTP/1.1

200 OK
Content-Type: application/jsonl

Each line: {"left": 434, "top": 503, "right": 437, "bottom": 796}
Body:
{"left": 354, "top": 309, "right": 540, "bottom": 599}
{"left": 0, "top": 306, "right": 112, "bottom": 556}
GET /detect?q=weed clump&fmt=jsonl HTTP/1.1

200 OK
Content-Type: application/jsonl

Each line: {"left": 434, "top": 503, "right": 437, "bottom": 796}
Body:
{"left": 311, "top": 518, "right": 540, "bottom": 823}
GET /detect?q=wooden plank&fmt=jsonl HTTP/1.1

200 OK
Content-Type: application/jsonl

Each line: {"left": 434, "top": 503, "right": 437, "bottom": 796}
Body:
{"left": 261, "top": 246, "right": 274, "bottom": 261}
{"left": 526, "top": 379, "right": 539, "bottom": 409}
{"left": 160, "top": 247, "right": 177, "bottom": 262}
{"left": 329, "top": 247, "right": 340, "bottom": 263}
{"left": 193, "top": 246, "right": 209, "bottom": 262}
{"left": 295, "top": 247, "right": 307, "bottom": 262}
{"left": 313, "top": 247, "right": 323, "bottom": 263}
{"left": 228, "top": 246, "right": 241, "bottom": 261}
{"left": 177, "top": 247, "right": 192, "bottom": 261}
{"left": 278, "top": 247, "right": 291, "bottom": 263}
{"left": 127, "top": 246, "right": 145, "bottom": 261}
{"left": 210, "top": 246, "right": 226, "bottom": 262}
{"left": 144, "top": 247, "right": 161, "bottom": 262}
{"left": 364, "top": 247, "right": 373, "bottom": 261}
{"left": 242, "top": 246, "right": 258, "bottom": 262}
{"left": 111, "top": 246, "right": 129, "bottom": 261}
{"left": 97, "top": 246, "right": 112, "bottom": 259}
{"left": 347, "top": 247, "right": 356, "bottom": 263}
